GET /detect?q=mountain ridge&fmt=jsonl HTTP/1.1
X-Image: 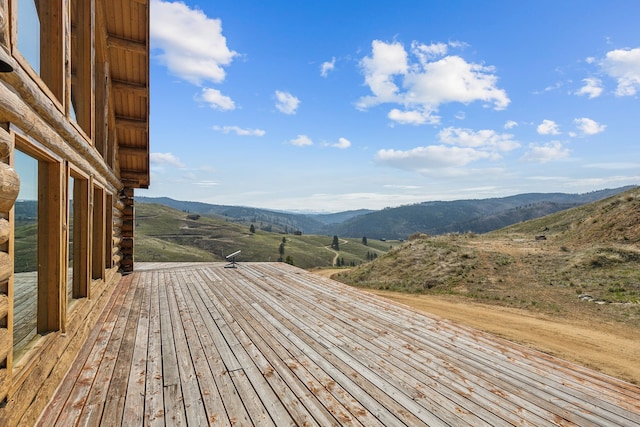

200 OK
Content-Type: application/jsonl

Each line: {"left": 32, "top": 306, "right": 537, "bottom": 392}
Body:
{"left": 138, "top": 185, "right": 636, "bottom": 239}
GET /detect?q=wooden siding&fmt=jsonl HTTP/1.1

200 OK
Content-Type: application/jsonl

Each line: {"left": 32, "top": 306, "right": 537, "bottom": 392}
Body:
{"left": 0, "top": 0, "right": 149, "bottom": 420}
{"left": 39, "top": 262, "right": 640, "bottom": 426}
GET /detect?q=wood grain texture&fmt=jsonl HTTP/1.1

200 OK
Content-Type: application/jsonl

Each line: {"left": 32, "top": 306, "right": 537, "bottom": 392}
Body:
{"left": 38, "top": 262, "right": 640, "bottom": 426}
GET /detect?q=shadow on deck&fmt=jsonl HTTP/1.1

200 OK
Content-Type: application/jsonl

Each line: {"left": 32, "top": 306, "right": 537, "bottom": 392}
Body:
{"left": 38, "top": 262, "right": 640, "bottom": 426}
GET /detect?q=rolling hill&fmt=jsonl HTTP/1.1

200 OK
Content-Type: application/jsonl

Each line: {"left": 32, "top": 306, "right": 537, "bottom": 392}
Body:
{"left": 139, "top": 186, "right": 635, "bottom": 239}
{"left": 134, "top": 202, "right": 397, "bottom": 269}
{"left": 333, "top": 186, "right": 640, "bottom": 327}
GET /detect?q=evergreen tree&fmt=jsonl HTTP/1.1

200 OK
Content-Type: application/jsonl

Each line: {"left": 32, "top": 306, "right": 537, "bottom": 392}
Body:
{"left": 362, "top": 236, "right": 368, "bottom": 246}
{"left": 331, "top": 235, "right": 340, "bottom": 251}
{"left": 249, "top": 224, "right": 256, "bottom": 233}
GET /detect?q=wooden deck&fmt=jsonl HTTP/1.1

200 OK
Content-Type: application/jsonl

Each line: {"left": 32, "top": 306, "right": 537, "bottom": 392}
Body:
{"left": 38, "top": 262, "right": 640, "bottom": 426}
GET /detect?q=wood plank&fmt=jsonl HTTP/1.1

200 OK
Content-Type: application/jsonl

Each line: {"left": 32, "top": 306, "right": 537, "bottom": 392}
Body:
{"left": 158, "top": 270, "right": 186, "bottom": 425}
{"left": 36, "top": 263, "right": 640, "bottom": 426}
{"left": 171, "top": 270, "right": 232, "bottom": 426}
{"left": 100, "top": 274, "right": 145, "bottom": 424}
{"left": 165, "top": 270, "right": 208, "bottom": 425}
{"left": 243, "top": 266, "right": 552, "bottom": 426}
{"left": 37, "top": 273, "right": 132, "bottom": 426}
{"left": 121, "top": 268, "right": 153, "bottom": 425}
{"left": 202, "top": 268, "right": 372, "bottom": 426}
{"left": 144, "top": 271, "right": 165, "bottom": 426}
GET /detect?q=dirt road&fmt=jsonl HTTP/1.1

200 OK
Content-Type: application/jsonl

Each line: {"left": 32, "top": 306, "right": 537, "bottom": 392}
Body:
{"left": 311, "top": 268, "right": 640, "bottom": 385}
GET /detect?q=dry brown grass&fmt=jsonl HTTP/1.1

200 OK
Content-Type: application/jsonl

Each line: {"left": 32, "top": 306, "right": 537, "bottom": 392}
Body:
{"left": 333, "top": 187, "right": 640, "bottom": 327}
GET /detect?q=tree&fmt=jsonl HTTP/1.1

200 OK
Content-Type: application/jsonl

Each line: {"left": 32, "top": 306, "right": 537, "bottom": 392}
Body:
{"left": 285, "top": 256, "right": 294, "bottom": 265}
{"left": 331, "top": 235, "right": 339, "bottom": 251}
{"left": 362, "top": 236, "right": 368, "bottom": 246}
{"left": 249, "top": 224, "right": 256, "bottom": 233}
{"left": 279, "top": 242, "right": 285, "bottom": 258}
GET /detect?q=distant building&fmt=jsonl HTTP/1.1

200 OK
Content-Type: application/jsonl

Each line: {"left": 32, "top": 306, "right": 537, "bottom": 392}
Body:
{"left": 0, "top": 1, "right": 150, "bottom": 423}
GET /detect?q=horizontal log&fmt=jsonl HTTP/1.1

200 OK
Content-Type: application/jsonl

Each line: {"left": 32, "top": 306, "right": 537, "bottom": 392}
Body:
{"left": 120, "top": 187, "right": 134, "bottom": 199}
{"left": 0, "top": 218, "right": 9, "bottom": 245}
{"left": 0, "top": 251, "right": 11, "bottom": 283}
{"left": 0, "top": 162, "right": 19, "bottom": 212}
{"left": 0, "top": 327, "right": 9, "bottom": 362}
{"left": 122, "top": 205, "right": 133, "bottom": 217}
{"left": 0, "top": 367, "right": 8, "bottom": 403}
{"left": 0, "top": 126, "right": 12, "bottom": 161}
{"left": 112, "top": 252, "right": 122, "bottom": 264}
{"left": 120, "top": 238, "right": 133, "bottom": 249}
{"left": 113, "top": 215, "right": 123, "bottom": 227}
{"left": 0, "top": 293, "right": 7, "bottom": 319}
{"left": 121, "top": 221, "right": 134, "bottom": 233}
{"left": 114, "top": 199, "right": 125, "bottom": 211}
{"left": 0, "top": 50, "right": 122, "bottom": 193}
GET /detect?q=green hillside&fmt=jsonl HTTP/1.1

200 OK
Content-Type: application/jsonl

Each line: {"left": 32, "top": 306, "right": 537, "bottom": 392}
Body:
{"left": 134, "top": 203, "right": 397, "bottom": 268}
{"left": 334, "top": 187, "right": 640, "bottom": 326}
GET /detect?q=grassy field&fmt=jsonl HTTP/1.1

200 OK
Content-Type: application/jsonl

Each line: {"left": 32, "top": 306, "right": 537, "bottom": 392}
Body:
{"left": 334, "top": 187, "right": 640, "bottom": 327}
{"left": 135, "top": 203, "right": 399, "bottom": 268}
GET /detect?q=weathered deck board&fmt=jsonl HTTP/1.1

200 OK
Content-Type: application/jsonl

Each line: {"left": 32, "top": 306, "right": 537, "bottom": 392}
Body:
{"left": 39, "top": 262, "right": 640, "bottom": 426}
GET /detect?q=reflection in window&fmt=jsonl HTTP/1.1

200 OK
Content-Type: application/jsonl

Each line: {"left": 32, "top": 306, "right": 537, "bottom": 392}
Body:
{"left": 17, "top": 0, "right": 40, "bottom": 73}
{"left": 13, "top": 150, "right": 38, "bottom": 362}
{"left": 68, "top": 173, "right": 89, "bottom": 307}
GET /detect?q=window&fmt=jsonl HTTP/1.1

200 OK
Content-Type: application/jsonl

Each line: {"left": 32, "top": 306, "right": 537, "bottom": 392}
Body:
{"left": 13, "top": 149, "right": 38, "bottom": 363}
{"left": 16, "top": 0, "right": 39, "bottom": 73}
{"left": 13, "top": 142, "right": 64, "bottom": 366}
{"left": 105, "top": 194, "right": 113, "bottom": 269}
{"left": 68, "top": 169, "right": 90, "bottom": 307}
{"left": 15, "top": 0, "right": 64, "bottom": 102}
{"left": 92, "top": 186, "right": 105, "bottom": 280}
{"left": 70, "top": 0, "right": 93, "bottom": 136}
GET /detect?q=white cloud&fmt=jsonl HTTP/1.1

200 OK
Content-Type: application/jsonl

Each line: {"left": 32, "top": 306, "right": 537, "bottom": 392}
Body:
{"left": 358, "top": 40, "right": 408, "bottom": 104}
{"left": 438, "top": 127, "right": 520, "bottom": 151}
{"left": 387, "top": 108, "right": 439, "bottom": 125}
{"left": 411, "top": 41, "right": 449, "bottom": 63}
{"left": 375, "top": 145, "right": 492, "bottom": 170}
{"left": 575, "top": 77, "right": 603, "bottom": 98}
{"left": 601, "top": 47, "right": 640, "bottom": 96}
{"left": 357, "top": 40, "right": 509, "bottom": 125}
{"left": 537, "top": 119, "right": 560, "bottom": 135}
{"left": 573, "top": 117, "right": 606, "bottom": 135}
{"left": 275, "top": 91, "right": 300, "bottom": 114}
{"left": 212, "top": 125, "right": 266, "bottom": 136}
{"left": 199, "top": 88, "right": 235, "bottom": 110}
{"left": 522, "top": 142, "right": 569, "bottom": 163}
{"left": 150, "top": 0, "right": 237, "bottom": 86}
{"left": 320, "top": 57, "right": 336, "bottom": 77}
{"left": 504, "top": 120, "right": 518, "bottom": 129}
{"left": 150, "top": 152, "right": 186, "bottom": 168}
{"left": 290, "top": 135, "right": 313, "bottom": 147}
{"left": 331, "top": 137, "right": 351, "bottom": 149}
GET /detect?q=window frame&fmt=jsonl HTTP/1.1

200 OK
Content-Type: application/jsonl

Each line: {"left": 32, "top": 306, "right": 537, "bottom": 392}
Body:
{"left": 12, "top": 134, "right": 64, "bottom": 372}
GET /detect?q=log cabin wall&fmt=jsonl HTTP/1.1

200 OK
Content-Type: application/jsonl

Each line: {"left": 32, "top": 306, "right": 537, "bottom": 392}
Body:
{"left": 0, "top": 0, "right": 149, "bottom": 424}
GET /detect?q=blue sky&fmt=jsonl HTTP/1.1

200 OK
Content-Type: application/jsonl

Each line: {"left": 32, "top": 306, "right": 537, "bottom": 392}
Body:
{"left": 142, "top": 0, "right": 640, "bottom": 212}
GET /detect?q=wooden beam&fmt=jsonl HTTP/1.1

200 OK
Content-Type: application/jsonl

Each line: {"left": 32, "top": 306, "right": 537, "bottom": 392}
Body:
{"left": 112, "top": 80, "right": 147, "bottom": 98}
{"left": 106, "top": 34, "right": 146, "bottom": 54}
{"left": 115, "top": 116, "right": 147, "bottom": 131}
{"left": 118, "top": 146, "right": 147, "bottom": 157}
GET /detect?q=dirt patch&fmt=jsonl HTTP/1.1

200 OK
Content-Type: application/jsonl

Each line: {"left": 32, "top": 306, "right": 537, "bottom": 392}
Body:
{"left": 310, "top": 268, "right": 640, "bottom": 385}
